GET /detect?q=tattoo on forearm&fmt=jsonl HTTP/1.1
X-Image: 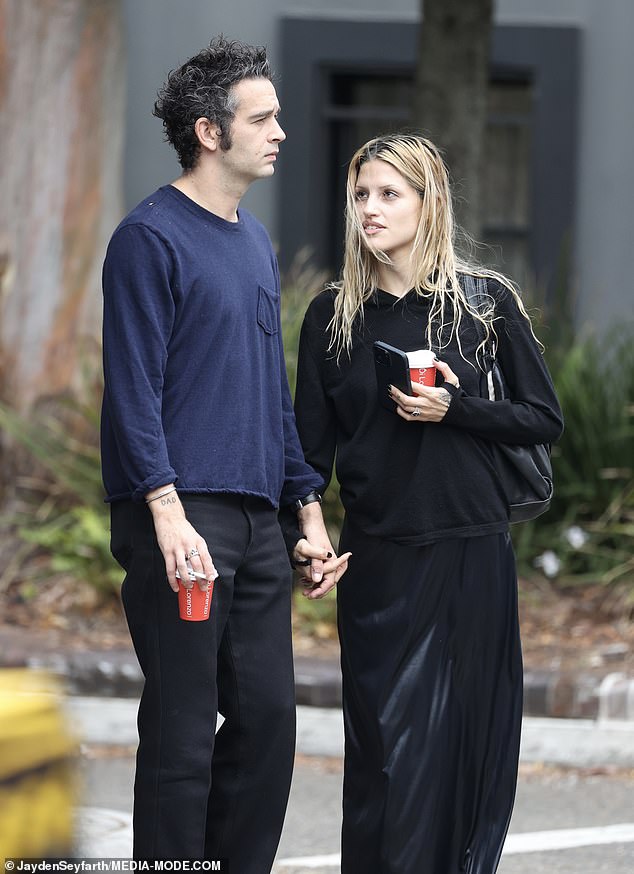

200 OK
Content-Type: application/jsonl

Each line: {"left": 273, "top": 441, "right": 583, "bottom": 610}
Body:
{"left": 161, "top": 495, "right": 178, "bottom": 506}
{"left": 438, "top": 389, "right": 452, "bottom": 409}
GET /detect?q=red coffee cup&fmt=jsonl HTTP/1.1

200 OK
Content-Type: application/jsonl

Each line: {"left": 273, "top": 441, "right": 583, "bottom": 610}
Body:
{"left": 177, "top": 573, "right": 214, "bottom": 621}
{"left": 407, "top": 349, "right": 436, "bottom": 387}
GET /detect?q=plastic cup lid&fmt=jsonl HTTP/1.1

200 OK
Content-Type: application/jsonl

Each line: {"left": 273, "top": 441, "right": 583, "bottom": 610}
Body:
{"left": 406, "top": 349, "right": 436, "bottom": 368}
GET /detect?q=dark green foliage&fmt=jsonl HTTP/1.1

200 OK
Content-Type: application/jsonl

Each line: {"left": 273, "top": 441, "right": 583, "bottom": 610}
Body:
{"left": 513, "top": 327, "right": 634, "bottom": 594}
{"left": 0, "top": 382, "right": 122, "bottom": 595}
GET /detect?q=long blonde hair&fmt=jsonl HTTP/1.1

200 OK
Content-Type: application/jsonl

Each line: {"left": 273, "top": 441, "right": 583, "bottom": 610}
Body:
{"left": 328, "top": 133, "right": 535, "bottom": 364}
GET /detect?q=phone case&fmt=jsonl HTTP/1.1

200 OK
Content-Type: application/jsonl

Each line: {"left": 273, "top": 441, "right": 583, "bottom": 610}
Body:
{"left": 373, "top": 341, "right": 412, "bottom": 412}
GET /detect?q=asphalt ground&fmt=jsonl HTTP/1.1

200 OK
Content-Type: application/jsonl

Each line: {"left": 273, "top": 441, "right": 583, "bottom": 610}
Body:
{"left": 73, "top": 735, "right": 634, "bottom": 872}
{"left": 62, "top": 697, "right": 634, "bottom": 869}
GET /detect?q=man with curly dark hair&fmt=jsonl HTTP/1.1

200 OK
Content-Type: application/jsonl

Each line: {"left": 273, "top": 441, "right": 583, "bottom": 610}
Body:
{"left": 101, "top": 36, "right": 350, "bottom": 868}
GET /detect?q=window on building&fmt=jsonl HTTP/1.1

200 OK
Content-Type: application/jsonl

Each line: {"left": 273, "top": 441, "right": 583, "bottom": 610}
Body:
{"left": 324, "top": 71, "right": 534, "bottom": 287}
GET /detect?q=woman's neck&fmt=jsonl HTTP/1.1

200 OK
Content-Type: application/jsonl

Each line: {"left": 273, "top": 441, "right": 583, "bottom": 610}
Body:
{"left": 376, "top": 263, "right": 412, "bottom": 298}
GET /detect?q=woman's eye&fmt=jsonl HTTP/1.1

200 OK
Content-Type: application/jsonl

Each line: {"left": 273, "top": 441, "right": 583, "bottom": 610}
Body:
{"left": 354, "top": 191, "right": 368, "bottom": 201}
{"left": 383, "top": 190, "right": 397, "bottom": 198}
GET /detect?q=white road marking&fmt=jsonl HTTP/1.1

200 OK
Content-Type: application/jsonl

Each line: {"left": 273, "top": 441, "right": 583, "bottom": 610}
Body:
{"left": 276, "top": 855, "right": 339, "bottom": 869}
{"left": 503, "top": 823, "right": 634, "bottom": 854}
{"left": 75, "top": 809, "right": 634, "bottom": 864}
{"left": 275, "top": 822, "right": 634, "bottom": 868}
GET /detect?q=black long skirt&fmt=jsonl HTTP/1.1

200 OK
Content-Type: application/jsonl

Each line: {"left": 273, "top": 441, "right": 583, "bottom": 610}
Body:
{"left": 337, "top": 520, "right": 523, "bottom": 874}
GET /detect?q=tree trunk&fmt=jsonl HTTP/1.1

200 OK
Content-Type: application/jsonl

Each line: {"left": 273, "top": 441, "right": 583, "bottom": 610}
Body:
{"left": 0, "top": 0, "right": 125, "bottom": 410}
{"left": 413, "top": 0, "right": 493, "bottom": 240}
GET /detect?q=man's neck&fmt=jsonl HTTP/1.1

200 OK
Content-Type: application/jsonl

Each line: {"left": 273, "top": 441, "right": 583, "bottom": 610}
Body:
{"left": 171, "top": 167, "right": 244, "bottom": 223}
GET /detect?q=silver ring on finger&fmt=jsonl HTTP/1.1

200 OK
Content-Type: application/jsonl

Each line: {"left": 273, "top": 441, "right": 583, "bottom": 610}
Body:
{"left": 185, "top": 547, "right": 199, "bottom": 559}
{"left": 410, "top": 408, "right": 421, "bottom": 417}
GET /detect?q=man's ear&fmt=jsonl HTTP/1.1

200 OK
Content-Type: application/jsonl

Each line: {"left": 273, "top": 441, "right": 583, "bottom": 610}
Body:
{"left": 194, "top": 117, "right": 221, "bottom": 153}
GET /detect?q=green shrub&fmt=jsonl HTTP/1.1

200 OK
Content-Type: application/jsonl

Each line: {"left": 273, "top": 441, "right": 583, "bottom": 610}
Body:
{"left": 18, "top": 505, "right": 122, "bottom": 593}
{"left": 0, "top": 386, "right": 121, "bottom": 595}
{"left": 292, "top": 585, "right": 338, "bottom": 638}
{"left": 513, "top": 327, "right": 634, "bottom": 595}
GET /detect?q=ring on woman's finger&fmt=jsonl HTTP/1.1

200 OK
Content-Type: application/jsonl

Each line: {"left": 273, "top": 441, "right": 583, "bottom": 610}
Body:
{"left": 185, "top": 547, "right": 199, "bottom": 559}
{"left": 410, "top": 408, "right": 421, "bottom": 417}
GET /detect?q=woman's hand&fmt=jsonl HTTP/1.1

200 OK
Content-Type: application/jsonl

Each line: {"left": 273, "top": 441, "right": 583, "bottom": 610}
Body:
{"left": 389, "top": 359, "right": 460, "bottom": 424}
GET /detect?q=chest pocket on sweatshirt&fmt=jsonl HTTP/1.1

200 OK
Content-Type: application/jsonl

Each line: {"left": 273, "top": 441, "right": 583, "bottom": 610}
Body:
{"left": 257, "top": 285, "right": 279, "bottom": 335}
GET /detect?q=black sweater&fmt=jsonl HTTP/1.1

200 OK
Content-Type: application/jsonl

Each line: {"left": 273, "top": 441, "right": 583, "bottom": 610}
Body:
{"left": 292, "top": 280, "right": 563, "bottom": 545}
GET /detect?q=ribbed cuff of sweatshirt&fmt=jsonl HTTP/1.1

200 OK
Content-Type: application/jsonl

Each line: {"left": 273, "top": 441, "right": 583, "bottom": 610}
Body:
{"left": 439, "top": 382, "right": 466, "bottom": 425}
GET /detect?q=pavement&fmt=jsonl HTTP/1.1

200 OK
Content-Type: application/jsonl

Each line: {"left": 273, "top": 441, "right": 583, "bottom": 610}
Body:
{"left": 65, "top": 696, "right": 634, "bottom": 768}
{"left": 7, "top": 638, "right": 633, "bottom": 721}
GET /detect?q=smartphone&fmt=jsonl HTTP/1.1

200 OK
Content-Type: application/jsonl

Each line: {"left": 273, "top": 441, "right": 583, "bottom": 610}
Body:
{"left": 373, "top": 340, "right": 413, "bottom": 412}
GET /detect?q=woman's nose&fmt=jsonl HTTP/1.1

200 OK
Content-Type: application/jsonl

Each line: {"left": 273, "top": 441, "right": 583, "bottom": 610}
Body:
{"left": 363, "top": 195, "right": 379, "bottom": 215}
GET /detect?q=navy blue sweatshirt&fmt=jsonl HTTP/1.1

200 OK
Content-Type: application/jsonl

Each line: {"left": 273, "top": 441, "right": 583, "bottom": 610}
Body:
{"left": 100, "top": 185, "right": 320, "bottom": 507}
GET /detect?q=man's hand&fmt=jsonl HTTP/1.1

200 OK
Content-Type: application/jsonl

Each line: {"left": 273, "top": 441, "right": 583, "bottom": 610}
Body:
{"left": 145, "top": 485, "right": 217, "bottom": 593}
{"left": 293, "top": 502, "right": 351, "bottom": 599}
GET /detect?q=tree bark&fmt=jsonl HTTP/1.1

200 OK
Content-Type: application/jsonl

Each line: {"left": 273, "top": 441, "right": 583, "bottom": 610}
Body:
{"left": 0, "top": 0, "right": 125, "bottom": 409}
{"left": 413, "top": 0, "right": 493, "bottom": 240}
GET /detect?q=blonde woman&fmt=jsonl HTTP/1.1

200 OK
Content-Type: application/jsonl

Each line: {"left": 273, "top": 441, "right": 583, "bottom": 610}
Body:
{"left": 293, "top": 134, "right": 563, "bottom": 873}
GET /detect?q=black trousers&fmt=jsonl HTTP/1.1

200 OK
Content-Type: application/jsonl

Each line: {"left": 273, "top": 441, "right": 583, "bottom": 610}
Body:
{"left": 337, "top": 520, "right": 522, "bottom": 874}
{"left": 111, "top": 494, "right": 295, "bottom": 869}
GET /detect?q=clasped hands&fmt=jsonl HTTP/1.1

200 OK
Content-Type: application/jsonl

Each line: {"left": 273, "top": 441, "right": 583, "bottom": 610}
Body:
{"left": 292, "top": 503, "right": 351, "bottom": 600}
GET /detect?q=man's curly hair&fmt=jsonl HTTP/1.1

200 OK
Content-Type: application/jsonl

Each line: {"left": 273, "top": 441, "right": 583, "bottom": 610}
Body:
{"left": 153, "top": 36, "right": 271, "bottom": 171}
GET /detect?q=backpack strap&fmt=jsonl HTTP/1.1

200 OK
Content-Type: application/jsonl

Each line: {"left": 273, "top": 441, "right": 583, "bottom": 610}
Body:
{"left": 461, "top": 273, "right": 502, "bottom": 402}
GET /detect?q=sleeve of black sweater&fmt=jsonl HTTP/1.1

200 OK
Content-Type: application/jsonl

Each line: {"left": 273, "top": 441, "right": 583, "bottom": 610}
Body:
{"left": 278, "top": 301, "right": 339, "bottom": 555}
{"left": 273, "top": 260, "right": 325, "bottom": 509}
{"left": 443, "top": 281, "right": 564, "bottom": 445}
{"left": 293, "top": 305, "right": 338, "bottom": 492}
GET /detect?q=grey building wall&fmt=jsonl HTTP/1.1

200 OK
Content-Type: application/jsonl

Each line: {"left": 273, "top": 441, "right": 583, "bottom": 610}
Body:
{"left": 498, "top": 0, "right": 634, "bottom": 332}
{"left": 122, "top": 0, "right": 634, "bottom": 332}
{"left": 568, "top": 0, "right": 634, "bottom": 332}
